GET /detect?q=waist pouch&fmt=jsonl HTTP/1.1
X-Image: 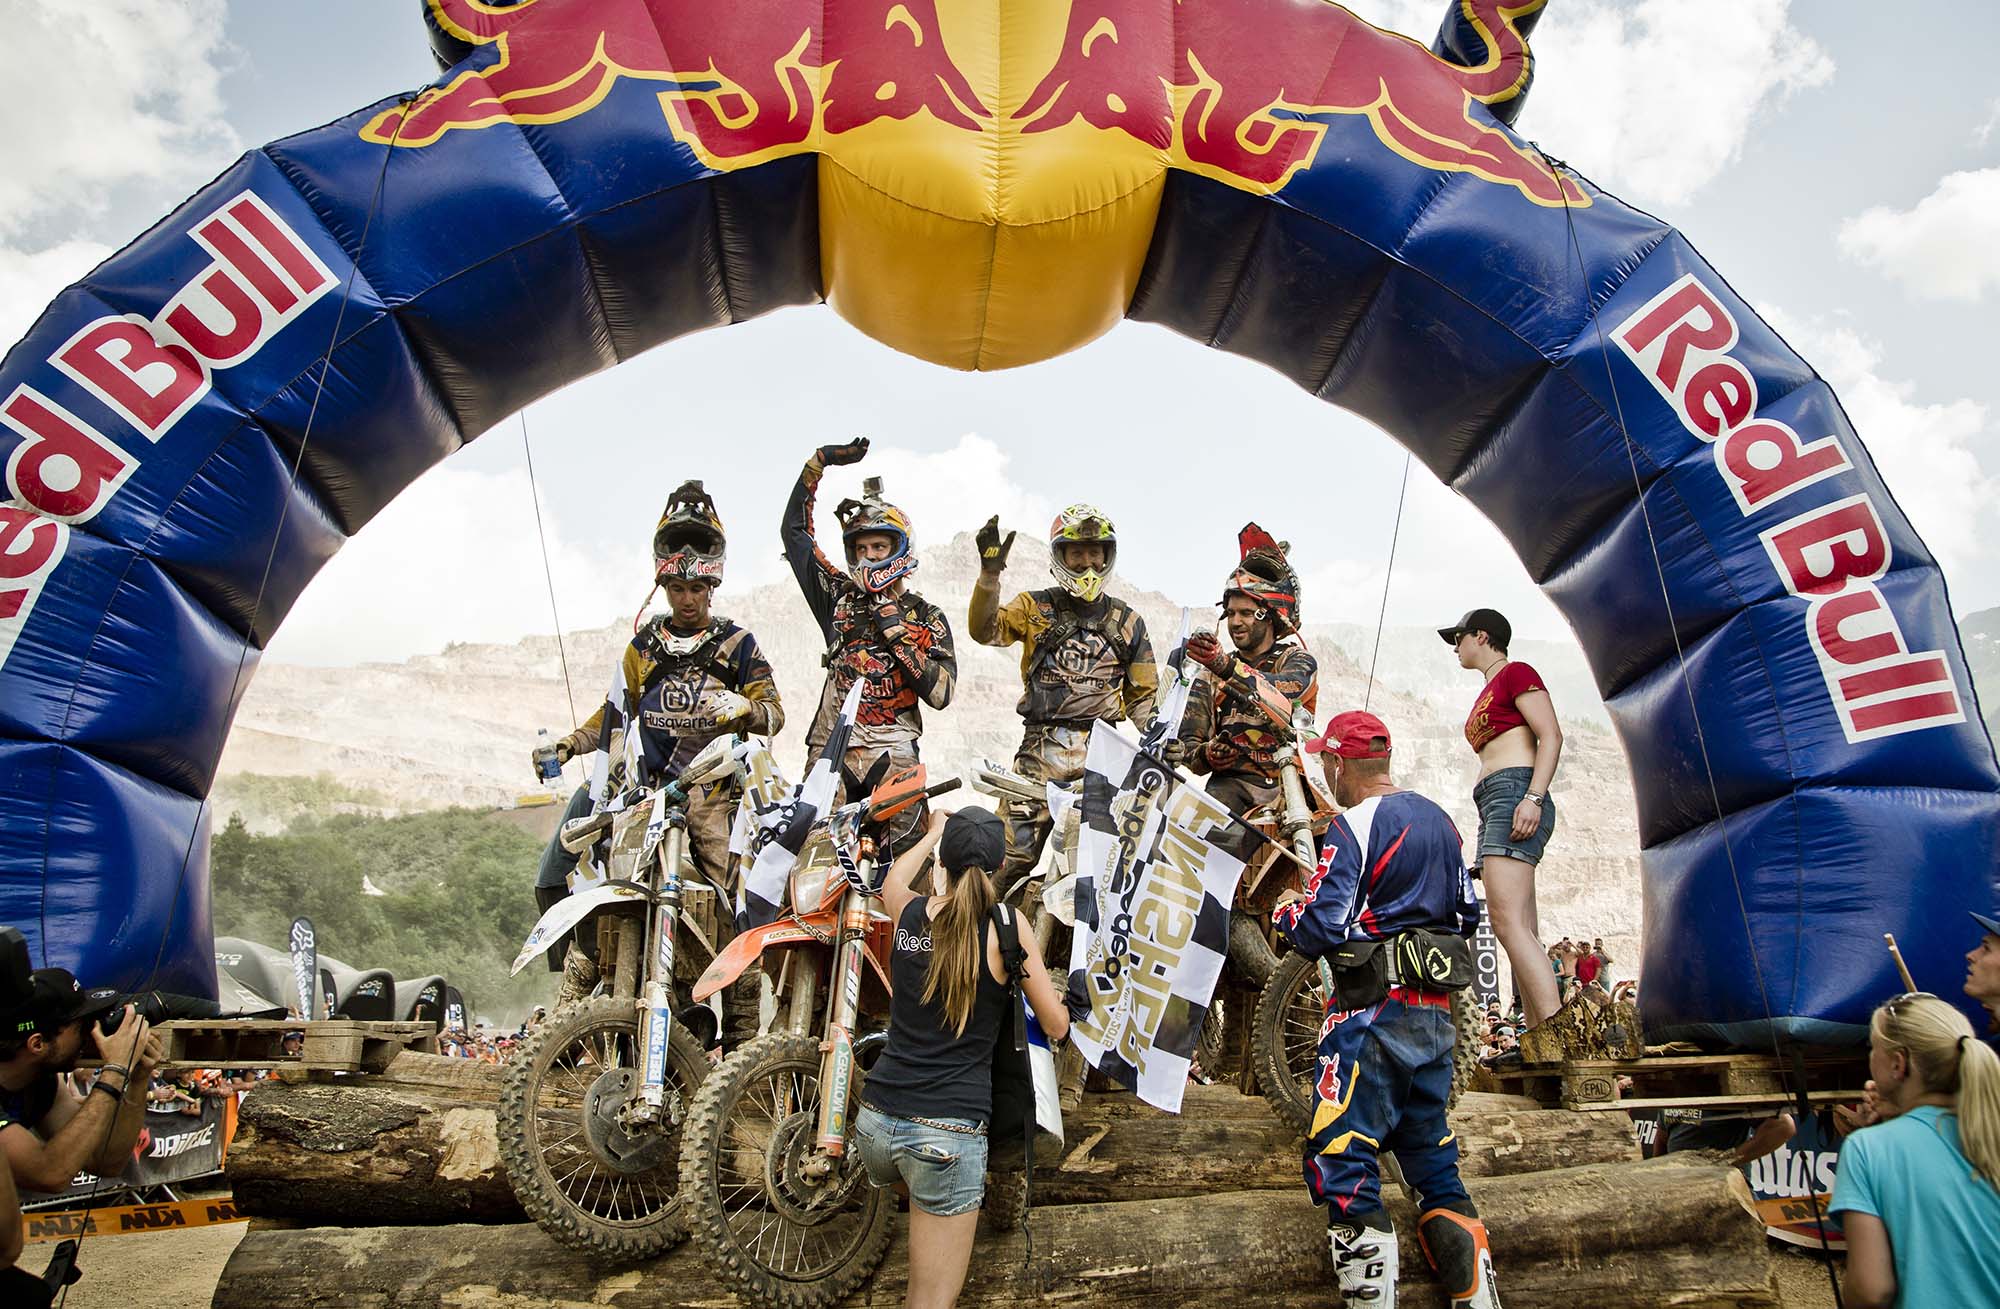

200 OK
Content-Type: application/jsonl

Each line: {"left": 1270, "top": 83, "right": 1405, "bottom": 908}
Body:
{"left": 1328, "top": 930, "right": 1474, "bottom": 1008}
{"left": 1392, "top": 929, "right": 1474, "bottom": 993}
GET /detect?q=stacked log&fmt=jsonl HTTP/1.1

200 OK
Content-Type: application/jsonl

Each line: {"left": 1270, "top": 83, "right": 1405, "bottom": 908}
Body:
{"left": 216, "top": 1160, "right": 1776, "bottom": 1309}
{"left": 228, "top": 1064, "right": 1639, "bottom": 1224}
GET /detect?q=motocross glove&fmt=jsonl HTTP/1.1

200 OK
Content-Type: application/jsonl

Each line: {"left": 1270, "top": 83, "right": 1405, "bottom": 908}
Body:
{"left": 1185, "top": 631, "right": 1233, "bottom": 676}
{"left": 698, "top": 689, "right": 753, "bottom": 727}
{"left": 812, "top": 438, "right": 870, "bottom": 470}
{"left": 975, "top": 515, "right": 1016, "bottom": 573}
{"left": 1202, "top": 738, "right": 1243, "bottom": 771}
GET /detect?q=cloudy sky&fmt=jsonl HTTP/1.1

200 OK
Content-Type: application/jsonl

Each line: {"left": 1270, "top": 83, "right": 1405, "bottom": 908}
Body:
{"left": 2, "top": 0, "right": 1996, "bottom": 667}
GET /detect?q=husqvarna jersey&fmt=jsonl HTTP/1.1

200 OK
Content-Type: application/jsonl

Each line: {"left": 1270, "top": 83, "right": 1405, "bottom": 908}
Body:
{"left": 560, "top": 616, "right": 783, "bottom": 780}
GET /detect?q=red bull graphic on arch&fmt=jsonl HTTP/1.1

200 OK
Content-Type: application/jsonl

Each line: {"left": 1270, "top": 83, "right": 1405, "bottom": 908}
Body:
{"left": 0, "top": 0, "right": 1993, "bottom": 1046}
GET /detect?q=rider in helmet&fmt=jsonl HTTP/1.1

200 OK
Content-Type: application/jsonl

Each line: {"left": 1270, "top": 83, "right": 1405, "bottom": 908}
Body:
{"left": 1174, "top": 525, "right": 1320, "bottom": 860}
{"left": 533, "top": 481, "right": 784, "bottom": 1036}
{"left": 968, "top": 504, "right": 1157, "bottom": 895}
{"left": 783, "top": 439, "right": 957, "bottom": 851}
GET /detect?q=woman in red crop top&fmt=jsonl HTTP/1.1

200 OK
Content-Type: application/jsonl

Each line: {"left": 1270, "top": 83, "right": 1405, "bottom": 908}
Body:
{"left": 1441, "top": 607, "right": 1565, "bottom": 1028}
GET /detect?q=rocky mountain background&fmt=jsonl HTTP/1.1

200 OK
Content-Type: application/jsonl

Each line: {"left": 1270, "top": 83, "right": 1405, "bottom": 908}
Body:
{"left": 212, "top": 532, "right": 2000, "bottom": 987}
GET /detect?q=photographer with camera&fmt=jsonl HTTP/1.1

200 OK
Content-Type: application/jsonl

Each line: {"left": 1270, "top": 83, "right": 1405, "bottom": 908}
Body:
{"left": 0, "top": 962, "right": 162, "bottom": 1194}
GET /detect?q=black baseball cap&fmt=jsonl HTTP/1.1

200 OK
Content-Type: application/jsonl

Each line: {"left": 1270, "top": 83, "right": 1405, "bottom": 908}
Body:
{"left": 1973, "top": 911, "right": 2000, "bottom": 939}
{"left": 939, "top": 806, "right": 1006, "bottom": 874}
{"left": 1438, "top": 607, "right": 1512, "bottom": 650}
{"left": 2, "top": 969, "right": 121, "bottom": 1038}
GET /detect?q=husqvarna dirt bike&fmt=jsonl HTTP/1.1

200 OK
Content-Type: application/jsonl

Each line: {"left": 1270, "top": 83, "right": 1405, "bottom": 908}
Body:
{"left": 680, "top": 766, "right": 959, "bottom": 1309}
{"left": 495, "top": 734, "right": 740, "bottom": 1258}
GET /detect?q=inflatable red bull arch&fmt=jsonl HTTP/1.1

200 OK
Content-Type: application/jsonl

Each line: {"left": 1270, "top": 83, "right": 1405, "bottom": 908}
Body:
{"left": 0, "top": 0, "right": 1993, "bottom": 1044}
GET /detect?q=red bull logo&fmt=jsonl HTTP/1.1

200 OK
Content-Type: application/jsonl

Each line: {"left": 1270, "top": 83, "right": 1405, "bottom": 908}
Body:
{"left": 361, "top": 0, "right": 1584, "bottom": 207}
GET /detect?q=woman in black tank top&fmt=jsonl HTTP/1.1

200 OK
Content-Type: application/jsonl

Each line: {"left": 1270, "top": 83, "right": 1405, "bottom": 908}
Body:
{"left": 856, "top": 806, "right": 1072, "bottom": 1309}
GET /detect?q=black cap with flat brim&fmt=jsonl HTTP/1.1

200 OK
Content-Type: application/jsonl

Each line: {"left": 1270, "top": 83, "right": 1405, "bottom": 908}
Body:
{"left": 1438, "top": 607, "right": 1512, "bottom": 650}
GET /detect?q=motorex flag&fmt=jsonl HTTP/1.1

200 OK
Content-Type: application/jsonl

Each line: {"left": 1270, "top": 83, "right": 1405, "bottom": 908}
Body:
{"left": 732, "top": 680, "right": 863, "bottom": 930}
{"left": 1069, "top": 721, "right": 1246, "bottom": 1112}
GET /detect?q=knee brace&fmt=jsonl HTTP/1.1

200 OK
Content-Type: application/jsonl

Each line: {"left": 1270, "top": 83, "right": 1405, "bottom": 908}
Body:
{"left": 1417, "top": 1207, "right": 1502, "bottom": 1308}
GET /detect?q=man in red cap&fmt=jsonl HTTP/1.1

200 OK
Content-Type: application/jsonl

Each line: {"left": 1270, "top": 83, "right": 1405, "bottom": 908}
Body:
{"left": 1275, "top": 711, "right": 1501, "bottom": 1309}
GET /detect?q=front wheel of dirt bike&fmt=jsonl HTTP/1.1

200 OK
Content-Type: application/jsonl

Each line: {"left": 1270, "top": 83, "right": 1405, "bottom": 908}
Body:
{"left": 1252, "top": 950, "right": 1325, "bottom": 1136}
{"left": 681, "top": 1033, "right": 895, "bottom": 1309}
{"left": 497, "top": 997, "right": 709, "bottom": 1259}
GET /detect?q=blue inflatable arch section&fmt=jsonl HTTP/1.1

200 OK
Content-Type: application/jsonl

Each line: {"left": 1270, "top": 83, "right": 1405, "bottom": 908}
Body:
{"left": 1, "top": 0, "right": 1993, "bottom": 1043}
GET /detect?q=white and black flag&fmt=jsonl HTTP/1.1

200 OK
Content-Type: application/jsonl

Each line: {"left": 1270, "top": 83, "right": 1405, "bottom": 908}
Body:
{"left": 731, "top": 680, "right": 863, "bottom": 930}
{"left": 1069, "top": 721, "right": 1247, "bottom": 1112}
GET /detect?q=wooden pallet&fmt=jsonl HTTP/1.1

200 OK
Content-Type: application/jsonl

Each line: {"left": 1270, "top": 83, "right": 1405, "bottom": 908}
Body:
{"left": 1477, "top": 1049, "right": 1868, "bottom": 1113}
{"left": 85, "top": 1020, "right": 438, "bottom": 1074}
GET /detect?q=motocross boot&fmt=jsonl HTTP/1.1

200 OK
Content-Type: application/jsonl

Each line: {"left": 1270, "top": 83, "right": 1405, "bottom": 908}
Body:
{"left": 556, "top": 947, "right": 600, "bottom": 1008}
{"left": 1328, "top": 1210, "right": 1399, "bottom": 1305}
{"left": 1417, "top": 1207, "right": 1502, "bottom": 1308}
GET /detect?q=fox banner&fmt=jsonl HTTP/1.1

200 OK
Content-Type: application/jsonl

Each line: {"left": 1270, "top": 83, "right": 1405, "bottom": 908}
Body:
{"left": 287, "top": 916, "right": 317, "bottom": 1020}
{"left": 1069, "top": 722, "right": 1246, "bottom": 1112}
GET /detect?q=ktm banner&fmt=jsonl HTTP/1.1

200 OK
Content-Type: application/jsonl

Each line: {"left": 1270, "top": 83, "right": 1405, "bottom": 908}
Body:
{"left": 22, "top": 1196, "right": 246, "bottom": 1244}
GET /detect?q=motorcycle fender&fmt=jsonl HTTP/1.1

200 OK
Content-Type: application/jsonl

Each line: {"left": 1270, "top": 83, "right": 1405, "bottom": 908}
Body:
{"left": 692, "top": 920, "right": 823, "bottom": 1002}
{"left": 509, "top": 882, "right": 647, "bottom": 976}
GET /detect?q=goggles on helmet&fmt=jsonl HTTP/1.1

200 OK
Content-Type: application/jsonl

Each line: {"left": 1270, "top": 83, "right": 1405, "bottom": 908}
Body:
{"left": 654, "top": 480, "right": 726, "bottom": 587}
{"left": 836, "top": 480, "right": 917, "bottom": 594}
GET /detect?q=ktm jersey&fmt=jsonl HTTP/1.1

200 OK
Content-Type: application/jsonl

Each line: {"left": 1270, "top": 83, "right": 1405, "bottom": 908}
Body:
{"left": 1274, "top": 790, "right": 1479, "bottom": 956}
{"left": 1177, "top": 639, "right": 1319, "bottom": 780}
{"left": 783, "top": 463, "right": 956, "bottom": 753}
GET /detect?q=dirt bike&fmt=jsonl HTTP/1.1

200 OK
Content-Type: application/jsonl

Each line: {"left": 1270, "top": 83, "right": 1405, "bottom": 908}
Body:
{"left": 679, "top": 765, "right": 960, "bottom": 1309}
{"left": 494, "top": 734, "right": 741, "bottom": 1258}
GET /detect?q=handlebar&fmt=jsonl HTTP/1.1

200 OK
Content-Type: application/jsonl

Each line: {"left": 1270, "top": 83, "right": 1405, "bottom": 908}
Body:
{"left": 865, "top": 776, "right": 961, "bottom": 823}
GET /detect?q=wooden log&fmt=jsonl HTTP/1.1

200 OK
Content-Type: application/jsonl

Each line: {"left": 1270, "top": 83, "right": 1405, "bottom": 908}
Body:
{"left": 228, "top": 1071, "right": 1636, "bottom": 1226}
{"left": 213, "top": 1160, "right": 1776, "bottom": 1309}
{"left": 228, "top": 1053, "right": 521, "bottom": 1225}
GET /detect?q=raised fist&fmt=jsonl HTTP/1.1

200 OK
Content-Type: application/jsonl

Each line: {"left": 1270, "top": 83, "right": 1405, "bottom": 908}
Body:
{"left": 1185, "top": 631, "right": 1231, "bottom": 675}
{"left": 975, "top": 515, "right": 1016, "bottom": 573}
{"left": 814, "top": 438, "right": 870, "bottom": 468}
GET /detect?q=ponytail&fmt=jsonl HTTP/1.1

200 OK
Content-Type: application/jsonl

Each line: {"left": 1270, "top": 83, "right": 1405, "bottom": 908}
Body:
{"left": 1959, "top": 1034, "right": 2000, "bottom": 1189}
{"left": 922, "top": 862, "right": 996, "bottom": 1036}
{"left": 1872, "top": 994, "right": 2000, "bottom": 1189}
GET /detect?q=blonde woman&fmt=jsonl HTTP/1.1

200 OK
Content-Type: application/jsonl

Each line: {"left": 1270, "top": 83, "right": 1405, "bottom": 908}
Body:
{"left": 1830, "top": 993, "right": 2000, "bottom": 1307}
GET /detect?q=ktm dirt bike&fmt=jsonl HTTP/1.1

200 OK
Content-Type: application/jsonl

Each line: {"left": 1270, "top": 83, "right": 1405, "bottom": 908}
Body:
{"left": 495, "top": 735, "right": 741, "bottom": 1258}
{"left": 679, "top": 766, "right": 959, "bottom": 1309}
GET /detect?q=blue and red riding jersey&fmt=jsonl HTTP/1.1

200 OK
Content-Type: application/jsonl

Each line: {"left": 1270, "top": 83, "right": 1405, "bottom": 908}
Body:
{"left": 1274, "top": 789, "right": 1479, "bottom": 957}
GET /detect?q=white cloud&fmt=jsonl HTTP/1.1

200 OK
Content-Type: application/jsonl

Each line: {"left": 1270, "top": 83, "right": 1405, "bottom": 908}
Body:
{"left": 1977, "top": 98, "right": 2000, "bottom": 146}
{"left": 813, "top": 433, "right": 1056, "bottom": 555}
{"left": 0, "top": 240, "right": 112, "bottom": 357}
{"left": 265, "top": 464, "right": 639, "bottom": 666}
{"left": 1767, "top": 307, "right": 1993, "bottom": 572}
{"left": 1837, "top": 169, "right": 2000, "bottom": 303}
{"left": 1345, "top": 0, "right": 1833, "bottom": 206}
{"left": 0, "top": 0, "right": 238, "bottom": 238}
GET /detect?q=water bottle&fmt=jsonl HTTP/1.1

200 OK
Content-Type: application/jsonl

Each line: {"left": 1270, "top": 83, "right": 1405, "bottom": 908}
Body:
{"left": 533, "top": 728, "right": 563, "bottom": 783}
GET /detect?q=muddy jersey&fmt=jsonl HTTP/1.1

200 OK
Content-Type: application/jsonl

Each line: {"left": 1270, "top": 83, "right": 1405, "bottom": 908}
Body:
{"left": 971, "top": 585, "right": 1158, "bottom": 726}
{"left": 1176, "top": 639, "right": 1319, "bottom": 780}
{"left": 561, "top": 617, "right": 783, "bottom": 780}
{"left": 784, "top": 466, "right": 956, "bottom": 752}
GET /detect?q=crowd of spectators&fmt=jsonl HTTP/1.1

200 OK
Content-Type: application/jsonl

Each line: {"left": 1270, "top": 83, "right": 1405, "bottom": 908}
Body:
{"left": 1473, "top": 937, "right": 1631, "bottom": 1066}
{"left": 436, "top": 1007, "right": 544, "bottom": 1062}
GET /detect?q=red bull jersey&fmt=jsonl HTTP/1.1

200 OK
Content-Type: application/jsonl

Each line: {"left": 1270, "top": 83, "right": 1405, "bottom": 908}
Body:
{"left": 1274, "top": 790, "right": 1479, "bottom": 957}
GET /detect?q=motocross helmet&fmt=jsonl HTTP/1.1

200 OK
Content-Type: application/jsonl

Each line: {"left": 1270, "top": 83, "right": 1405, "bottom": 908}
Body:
{"left": 1049, "top": 504, "right": 1117, "bottom": 602}
{"left": 835, "top": 477, "right": 918, "bottom": 594}
{"left": 1220, "top": 522, "right": 1300, "bottom": 635}
{"left": 653, "top": 480, "right": 726, "bottom": 587}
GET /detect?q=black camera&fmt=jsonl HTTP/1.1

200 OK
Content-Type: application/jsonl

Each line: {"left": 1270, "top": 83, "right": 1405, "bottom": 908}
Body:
{"left": 98, "top": 989, "right": 218, "bottom": 1034}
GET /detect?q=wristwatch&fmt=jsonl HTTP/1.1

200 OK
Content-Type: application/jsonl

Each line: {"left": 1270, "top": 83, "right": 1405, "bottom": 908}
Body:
{"left": 1523, "top": 792, "right": 1545, "bottom": 806}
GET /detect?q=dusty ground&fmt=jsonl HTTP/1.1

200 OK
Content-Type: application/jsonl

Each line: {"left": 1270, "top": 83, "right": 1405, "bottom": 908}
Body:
{"left": 1772, "top": 1243, "right": 1844, "bottom": 1309}
{"left": 18, "top": 1218, "right": 246, "bottom": 1309}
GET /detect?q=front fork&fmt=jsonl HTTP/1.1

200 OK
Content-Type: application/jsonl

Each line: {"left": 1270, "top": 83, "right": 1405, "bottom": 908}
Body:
{"left": 633, "top": 815, "right": 686, "bottom": 1122}
{"left": 815, "top": 861, "right": 873, "bottom": 1156}
{"left": 1279, "top": 757, "right": 1338, "bottom": 999}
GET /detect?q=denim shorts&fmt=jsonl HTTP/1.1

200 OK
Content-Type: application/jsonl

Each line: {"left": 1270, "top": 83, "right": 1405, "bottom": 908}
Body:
{"left": 1473, "top": 766, "right": 1555, "bottom": 866}
{"left": 853, "top": 1104, "right": 988, "bottom": 1217}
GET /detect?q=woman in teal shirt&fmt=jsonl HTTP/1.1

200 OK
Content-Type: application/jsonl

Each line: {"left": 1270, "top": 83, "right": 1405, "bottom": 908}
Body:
{"left": 1830, "top": 992, "right": 2000, "bottom": 1308}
